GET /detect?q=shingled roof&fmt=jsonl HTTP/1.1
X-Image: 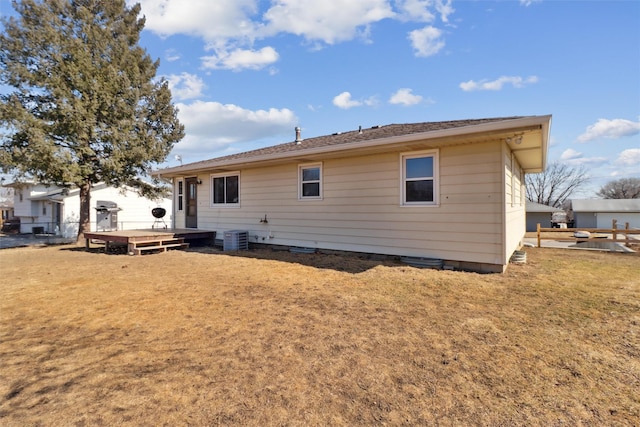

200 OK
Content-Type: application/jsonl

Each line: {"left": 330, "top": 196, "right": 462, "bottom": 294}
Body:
{"left": 157, "top": 115, "right": 550, "bottom": 176}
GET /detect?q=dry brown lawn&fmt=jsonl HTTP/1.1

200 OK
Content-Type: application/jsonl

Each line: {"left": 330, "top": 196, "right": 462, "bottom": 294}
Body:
{"left": 0, "top": 243, "right": 639, "bottom": 426}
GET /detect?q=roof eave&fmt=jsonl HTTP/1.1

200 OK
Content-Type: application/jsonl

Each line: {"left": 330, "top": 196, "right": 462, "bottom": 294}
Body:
{"left": 155, "top": 115, "right": 552, "bottom": 178}
{"left": 537, "top": 115, "right": 551, "bottom": 172}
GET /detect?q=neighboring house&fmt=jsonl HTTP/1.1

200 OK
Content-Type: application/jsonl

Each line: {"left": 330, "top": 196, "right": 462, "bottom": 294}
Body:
{"left": 7, "top": 181, "right": 171, "bottom": 238}
{"left": 0, "top": 182, "right": 13, "bottom": 224}
{"left": 0, "top": 202, "right": 14, "bottom": 229}
{"left": 156, "top": 115, "right": 552, "bottom": 273}
{"left": 525, "top": 201, "right": 564, "bottom": 231}
{"left": 570, "top": 199, "right": 640, "bottom": 229}
{"left": 0, "top": 183, "right": 14, "bottom": 226}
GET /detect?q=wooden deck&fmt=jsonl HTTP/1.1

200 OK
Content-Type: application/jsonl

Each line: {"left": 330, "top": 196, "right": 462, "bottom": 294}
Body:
{"left": 84, "top": 229, "right": 216, "bottom": 255}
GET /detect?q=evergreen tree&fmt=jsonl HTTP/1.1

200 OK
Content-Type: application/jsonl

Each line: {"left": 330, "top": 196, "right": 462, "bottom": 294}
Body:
{"left": 0, "top": 0, "right": 184, "bottom": 240}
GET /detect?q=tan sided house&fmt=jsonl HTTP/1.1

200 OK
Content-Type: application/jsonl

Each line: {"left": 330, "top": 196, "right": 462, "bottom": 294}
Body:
{"left": 156, "top": 116, "right": 551, "bottom": 272}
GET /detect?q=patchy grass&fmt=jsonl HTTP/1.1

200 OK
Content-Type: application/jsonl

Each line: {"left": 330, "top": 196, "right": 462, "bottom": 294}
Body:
{"left": 0, "top": 245, "right": 638, "bottom": 426}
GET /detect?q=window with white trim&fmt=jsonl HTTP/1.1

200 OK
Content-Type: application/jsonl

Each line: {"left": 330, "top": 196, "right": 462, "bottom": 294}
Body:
{"left": 211, "top": 172, "right": 239, "bottom": 206}
{"left": 402, "top": 151, "right": 438, "bottom": 205}
{"left": 177, "top": 179, "right": 183, "bottom": 211}
{"left": 299, "top": 163, "right": 322, "bottom": 199}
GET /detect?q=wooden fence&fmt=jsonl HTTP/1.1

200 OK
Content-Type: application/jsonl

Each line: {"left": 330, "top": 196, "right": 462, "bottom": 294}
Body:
{"left": 536, "top": 219, "right": 640, "bottom": 248}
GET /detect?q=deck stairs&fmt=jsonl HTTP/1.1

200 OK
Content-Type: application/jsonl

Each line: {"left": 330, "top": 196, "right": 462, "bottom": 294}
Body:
{"left": 129, "top": 237, "right": 189, "bottom": 255}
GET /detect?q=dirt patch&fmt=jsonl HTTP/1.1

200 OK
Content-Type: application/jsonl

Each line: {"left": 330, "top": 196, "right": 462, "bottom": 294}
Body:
{"left": 1, "top": 244, "right": 639, "bottom": 425}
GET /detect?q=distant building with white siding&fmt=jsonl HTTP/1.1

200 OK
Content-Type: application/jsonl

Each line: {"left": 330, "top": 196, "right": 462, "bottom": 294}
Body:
{"left": 7, "top": 181, "right": 171, "bottom": 238}
{"left": 570, "top": 199, "right": 640, "bottom": 229}
{"left": 155, "top": 116, "right": 552, "bottom": 273}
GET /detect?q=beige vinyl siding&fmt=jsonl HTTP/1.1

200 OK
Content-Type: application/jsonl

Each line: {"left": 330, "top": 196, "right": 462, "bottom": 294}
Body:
{"left": 503, "top": 142, "right": 526, "bottom": 263}
{"left": 191, "top": 139, "right": 507, "bottom": 266}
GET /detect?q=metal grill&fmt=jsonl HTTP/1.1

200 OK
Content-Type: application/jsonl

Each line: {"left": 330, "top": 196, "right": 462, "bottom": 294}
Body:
{"left": 95, "top": 201, "right": 120, "bottom": 231}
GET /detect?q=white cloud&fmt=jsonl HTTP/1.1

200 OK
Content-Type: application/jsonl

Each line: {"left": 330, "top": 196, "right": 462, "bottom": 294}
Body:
{"left": 435, "top": 0, "right": 455, "bottom": 23}
{"left": 559, "top": 148, "right": 607, "bottom": 166}
{"left": 616, "top": 148, "right": 640, "bottom": 166}
{"left": 386, "top": 0, "right": 454, "bottom": 23}
{"left": 560, "top": 148, "right": 582, "bottom": 161}
{"left": 519, "top": 0, "right": 542, "bottom": 6}
{"left": 165, "top": 72, "right": 206, "bottom": 101}
{"left": 408, "top": 26, "right": 445, "bottom": 57}
{"left": 333, "top": 92, "right": 361, "bottom": 109}
{"left": 262, "top": 0, "right": 394, "bottom": 44}
{"left": 134, "top": 0, "right": 398, "bottom": 46}
{"left": 459, "top": 75, "right": 539, "bottom": 91}
{"left": 133, "top": 0, "right": 454, "bottom": 68}
{"left": 132, "top": 0, "right": 259, "bottom": 42}
{"left": 202, "top": 46, "right": 279, "bottom": 71}
{"left": 164, "top": 49, "right": 181, "bottom": 62}
{"left": 576, "top": 118, "right": 640, "bottom": 143}
{"left": 389, "top": 88, "right": 423, "bottom": 106}
{"left": 364, "top": 97, "right": 379, "bottom": 107}
{"left": 332, "top": 92, "right": 378, "bottom": 109}
{"left": 174, "top": 100, "right": 298, "bottom": 152}
{"left": 395, "top": 0, "right": 436, "bottom": 22}
{"left": 563, "top": 156, "right": 608, "bottom": 167}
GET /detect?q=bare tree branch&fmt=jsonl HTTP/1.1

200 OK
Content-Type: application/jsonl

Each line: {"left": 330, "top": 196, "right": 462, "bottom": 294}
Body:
{"left": 596, "top": 177, "right": 640, "bottom": 199}
{"left": 526, "top": 162, "right": 590, "bottom": 208}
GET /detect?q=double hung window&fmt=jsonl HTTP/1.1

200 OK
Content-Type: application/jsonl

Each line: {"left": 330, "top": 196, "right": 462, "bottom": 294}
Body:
{"left": 402, "top": 151, "right": 438, "bottom": 205}
{"left": 299, "top": 163, "right": 322, "bottom": 199}
{"left": 211, "top": 173, "right": 239, "bottom": 206}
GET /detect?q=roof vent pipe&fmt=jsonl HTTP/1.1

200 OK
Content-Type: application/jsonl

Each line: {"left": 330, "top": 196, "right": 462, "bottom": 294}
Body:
{"left": 358, "top": 125, "right": 363, "bottom": 134}
{"left": 295, "top": 127, "right": 302, "bottom": 144}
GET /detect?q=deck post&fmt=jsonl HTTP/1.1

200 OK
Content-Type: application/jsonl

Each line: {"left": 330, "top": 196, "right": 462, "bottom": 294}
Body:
{"left": 537, "top": 223, "right": 541, "bottom": 248}
{"left": 612, "top": 219, "right": 617, "bottom": 241}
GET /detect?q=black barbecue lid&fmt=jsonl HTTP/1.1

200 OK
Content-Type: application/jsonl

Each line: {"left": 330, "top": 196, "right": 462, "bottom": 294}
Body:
{"left": 152, "top": 207, "right": 166, "bottom": 218}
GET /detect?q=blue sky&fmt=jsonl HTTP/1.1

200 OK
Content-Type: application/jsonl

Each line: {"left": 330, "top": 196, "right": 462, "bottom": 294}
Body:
{"left": 2, "top": 0, "right": 639, "bottom": 197}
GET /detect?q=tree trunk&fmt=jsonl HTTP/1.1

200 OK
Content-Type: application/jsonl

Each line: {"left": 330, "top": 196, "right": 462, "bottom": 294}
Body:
{"left": 76, "top": 181, "right": 91, "bottom": 244}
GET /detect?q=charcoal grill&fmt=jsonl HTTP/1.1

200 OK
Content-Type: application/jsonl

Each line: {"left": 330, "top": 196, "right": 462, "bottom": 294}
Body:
{"left": 151, "top": 207, "right": 167, "bottom": 229}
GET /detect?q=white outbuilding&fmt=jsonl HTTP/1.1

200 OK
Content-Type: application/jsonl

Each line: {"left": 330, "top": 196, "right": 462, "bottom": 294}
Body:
{"left": 570, "top": 199, "right": 640, "bottom": 229}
